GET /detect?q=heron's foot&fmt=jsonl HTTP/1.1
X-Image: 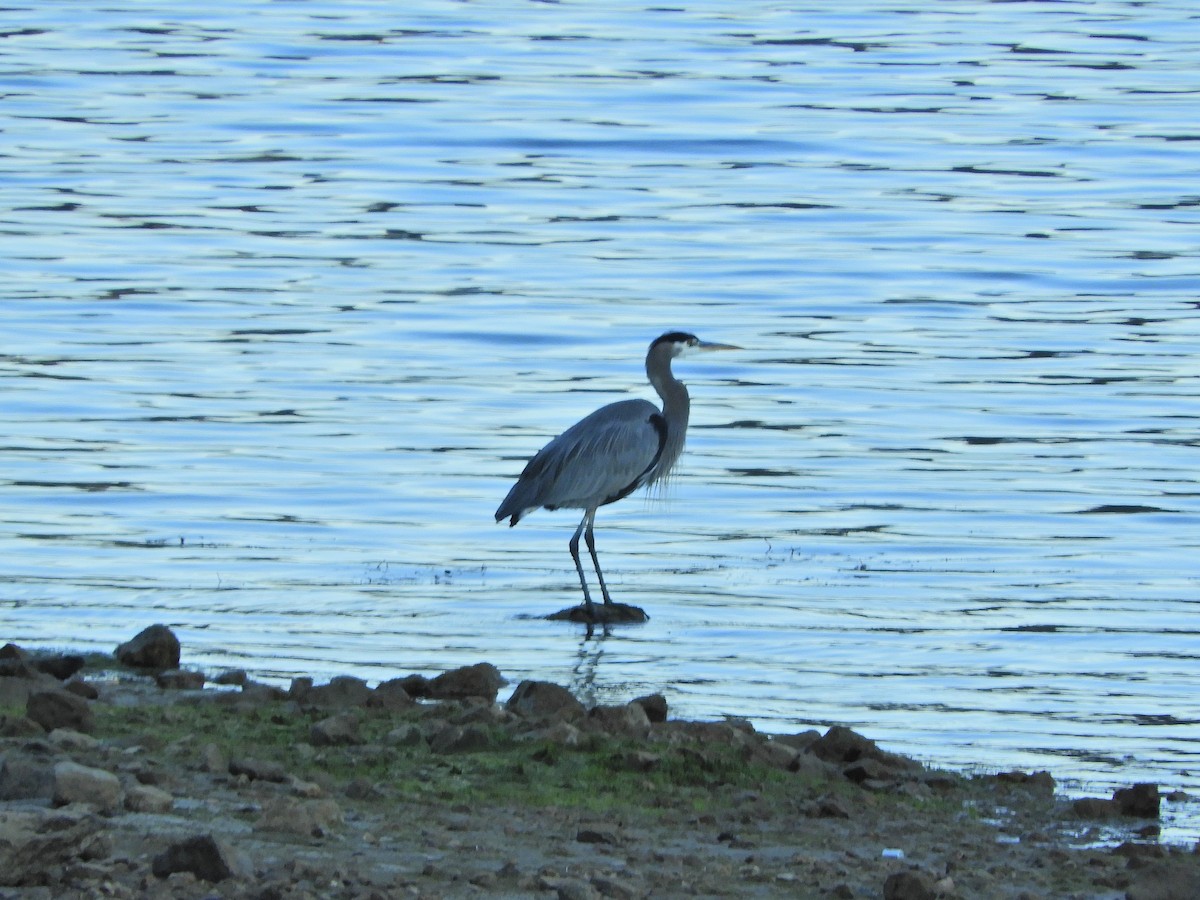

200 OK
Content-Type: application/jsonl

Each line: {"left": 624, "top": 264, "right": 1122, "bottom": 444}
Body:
{"left": 546, "top": 602, "right": 649, "bottom": 625}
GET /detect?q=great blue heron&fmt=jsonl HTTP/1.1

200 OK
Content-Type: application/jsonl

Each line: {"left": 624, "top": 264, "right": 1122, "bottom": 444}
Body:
{"left": 495, "top": 331, "right": 740, "bottom": 618}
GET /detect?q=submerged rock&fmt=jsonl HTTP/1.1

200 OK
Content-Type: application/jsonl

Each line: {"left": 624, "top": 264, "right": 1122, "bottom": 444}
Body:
{"left": 546, "top": 602, "right": 649, "bottom": 624}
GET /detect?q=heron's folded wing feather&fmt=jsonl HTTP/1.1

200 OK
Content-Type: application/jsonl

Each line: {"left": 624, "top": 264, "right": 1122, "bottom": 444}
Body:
{"left": 513, "top": 399, "right": 664, "bottom": 512}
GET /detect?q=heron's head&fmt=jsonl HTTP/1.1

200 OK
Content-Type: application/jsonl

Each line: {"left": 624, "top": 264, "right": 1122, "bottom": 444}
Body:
{"left": 651, "top": 331, "right": 741, "bottom": 358}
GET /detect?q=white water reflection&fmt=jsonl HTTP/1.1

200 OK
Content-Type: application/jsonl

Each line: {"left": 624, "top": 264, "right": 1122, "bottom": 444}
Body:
{"left": 2, "top": 0, "right": 1198, "bottom": 840}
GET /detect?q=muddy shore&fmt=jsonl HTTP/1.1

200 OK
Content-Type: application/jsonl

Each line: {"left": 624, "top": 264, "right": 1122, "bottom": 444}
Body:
{"left": 1, "top": 630, "right": 1197, "bottom": 899}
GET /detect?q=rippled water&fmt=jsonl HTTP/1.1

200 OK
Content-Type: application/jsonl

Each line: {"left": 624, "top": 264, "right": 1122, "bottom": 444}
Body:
{"left": 3, "top": 1, "right": 1199, "bottom": 840}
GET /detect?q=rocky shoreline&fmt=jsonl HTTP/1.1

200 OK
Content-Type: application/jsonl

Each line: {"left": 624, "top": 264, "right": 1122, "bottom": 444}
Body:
{"left": 1, "top": 626, "right": 1197, "bottom": 899}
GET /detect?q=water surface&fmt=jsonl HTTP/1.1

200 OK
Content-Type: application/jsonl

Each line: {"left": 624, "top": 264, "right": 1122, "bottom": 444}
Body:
{"left": 2, "top": 0, "right": 1198, "bottom": 840}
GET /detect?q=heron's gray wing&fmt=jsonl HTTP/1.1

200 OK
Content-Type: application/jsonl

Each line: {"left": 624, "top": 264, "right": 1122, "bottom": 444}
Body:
{"left": 496, "top": 399, "right": 664, "bottom": 524}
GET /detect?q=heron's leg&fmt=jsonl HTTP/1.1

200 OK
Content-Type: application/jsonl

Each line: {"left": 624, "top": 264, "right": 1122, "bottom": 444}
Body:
{"left": 569, "top": 513, "right": 595, "bottom": 616}
{"left": 583, "top": 509, "right": 613, "bottom": 607}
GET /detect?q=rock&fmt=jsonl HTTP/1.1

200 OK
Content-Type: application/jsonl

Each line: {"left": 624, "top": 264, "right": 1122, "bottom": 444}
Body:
{"left": 993, "top": 769, "right": 1056, "bottom": 794}
{"left": 0, "top": 677, "right": 35, "bottom": 710}
{"left": 213, "top": 668, "right": 248, "bottom": 686}
{"left": 1072, "top": 797, "right": 1116, "bottom": 818}
{"left": 546, "top": 602, "right": 648, "bottom": 625}
{"left": 429, "top": 723, "right": 493, "bottom": 754}
{"left": 775, "top": 729, "right": 822, "bottom": 752}
{"left": 229, "top": 757, "right": 289, "bottom": 783}
{"left": 1115, "top": 783, "right": 1160, "bottom": 818}
{"left": 48, "top": 727, "right": 99, "bottom": 752}
{"left": 394, "top": 673, "right": 431, "bottom": 698}
{"left": 257, "top": 797, "right": 343, "bottom": 837}
{"left": 883, "top": 868, "right": 935, "bottom": 900}
{"left": 227, "top": 680, "right": 286, "bottom": 705}
{"left": 631, "top": 692, "right": 668, "bottom": 723}
{"left": 576, "top": 827, "right": 619, "bottom": 844}
{"left": 310, "top": 712, "right": 361, "bottom": 746}
{"left": 844, "top": 756, "right": 897, "bottom": 785}
{"left": 125, "top": 783, "right": 174, "bottom": 813}
{"left": 27, "top": 689, "right": 94, "bottom": 734}
{"left": 155, "top": 668, "right": 206, "bottom": 690}
{"left": 199, "top": 742, "right": 227, "bottom": 774}
{"left": 63, "top": 677, "right": 99, "bottom": 700}
{"left": 587, "top": 702, "right": 651, "bottom": 739}
{"left": 0, "top": 714, "right": 44, "bottom": 738}
{"left": 33, "top": 653, "right": 86, "bottom": 681}
{"left": 151, "top": 833, "right": 253, "bottom": 882}
{"left": 115, "top": 624, "right": 180, "bottom": 671}
{"left": 428, "top": 663, "right": 504, "bottom": 702}
{"left": 368, "top": 677, "right": 414, "bottom": 709}
{"left": 507, "top": 680, "right": 586, "bottom": 722}
{"left": 789, "top": 751, "right": 841, "bottom": 780}
{"left": 302, "top": 675, "right": 372, "bottom": 709}
{"left": 0, "top": 752, "right": 55, "bottom": 801}
{"left": 52, "top": 760, "right": 124, "bottom": 814}
{"left": 0, "top": 807, "right": 107, "bottom": 888}
{"left": 384, "top": 723, "right": 425, "bottom": 747}
{"left": 1125, "top": 857, "right": 1200, "bottom": 900}
{"left": 811, "top": 725, "right": 879, "bottom": 763}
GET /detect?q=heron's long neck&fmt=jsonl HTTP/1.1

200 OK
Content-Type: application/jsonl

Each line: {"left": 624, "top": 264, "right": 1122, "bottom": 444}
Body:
{"left": 648, "top": 360, "right": 690, "bottom": 482}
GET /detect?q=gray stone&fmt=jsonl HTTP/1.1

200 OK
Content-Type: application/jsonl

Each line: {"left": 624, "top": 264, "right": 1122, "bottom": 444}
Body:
{"left": 115, "top": 624, "right": 181, "bottom": 671}
{"left": 883, "top": 869, "right": 935, "bottom": 900}
{"left": 1115, "top": 782, "right": 1160, "bottom": 818}
{"left": 302, "top": 675, "right": 371, "bottom": 709}
{"left": 428, "top": 662, "right": 504, "bottom": 702}
{"left": 368, "top": 678, "right": 414, "bottom": 710}
{"left": 155, "top": 668, "right": 206, "bottom": 690}
{"left": 429, "top": 724, "right": 493, "bottom": 754}
{"left": 507, "top": 680, "right": 585, "bottom": 722}
{"left": 1125, "top": 857, "right": 1200, "bottom": 900}
{"left": 631, "top": 693, "right": 668, "bottom": 723}
{"left": 125, "top": 783, "right": 174, "bottom": 813}
{"left": 310, "top": 712, "right": 361, "bottom": 746}
{"left": 0, "top": 807, "right": 107, "bottom": 888}
{"left": 151, "top": 833, "right": 253, "bottom": 882}
{"left": 52, "top": 760, "right": 123, "bottom": 814}
{"left": 26, "top": 689, "right": 94, "bottom": 734}
{"left": 587, "top": 702, "right": 651, "bottom": 739}
{"left": 0, "top": 753, "right": 55, "bottom": 801}
{"left": 228, "top": 757, "right": 289, "bottom": 783}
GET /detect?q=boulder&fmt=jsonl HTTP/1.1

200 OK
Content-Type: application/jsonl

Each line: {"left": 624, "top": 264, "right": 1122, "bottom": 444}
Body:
{"left": 115, "top": 625, "right": 180, "bottom": 671}
{"left": 52, "top": 761, "right": 123, "bottom": 814}
{"left": 228, "top": 757, "right": 289, "bottom": 783}
{"left": 429, "top": 724, "right": 493, "bottom": 754}
{"left": 1115, "top": 782, "right": 1160, "bottom": 818}
{"left": 151, "top": 833, "right": 253, "bottom": 882}
{"left": 883, "top": 869, "right": 935, "bottom": 900}
{"left": 587, "top": 703, "right": 651, "bottom": 739}
{"left": 368, "top": 678, "right": 414, "bottom": 710}
{"left": 0, "top": 753, "right": 55, "bottom": 801}
{"left": 631, "top": 693, "right": 668, "bottom": 723}
{"left": 507, "top": 680, "right": 585, "bottom": 722}
{"left": 301, "top": 675, "right": 371, "bottom": 709}
{"left": 257, "top": 797, "right": 342, "bottom": 837}
{"left": 1125, "top": 857, "right": 1200, "bottom": 900}
{"left": 427, "top": 663, "right": 503, "bottom": 702}
{"left": 155, "top": 668, "right": 205, "bottom": 690}
{"left": 27, "top": 689, "right": 94, "bottom": 734}
{"left": 310, "top": 712, "right": 361, "bottom": 747}
{"left": 0, "top": 807, "right": 108, "bottom": 887}
{"left": 125, "top": 783, "right": 174, "bottom": 814}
